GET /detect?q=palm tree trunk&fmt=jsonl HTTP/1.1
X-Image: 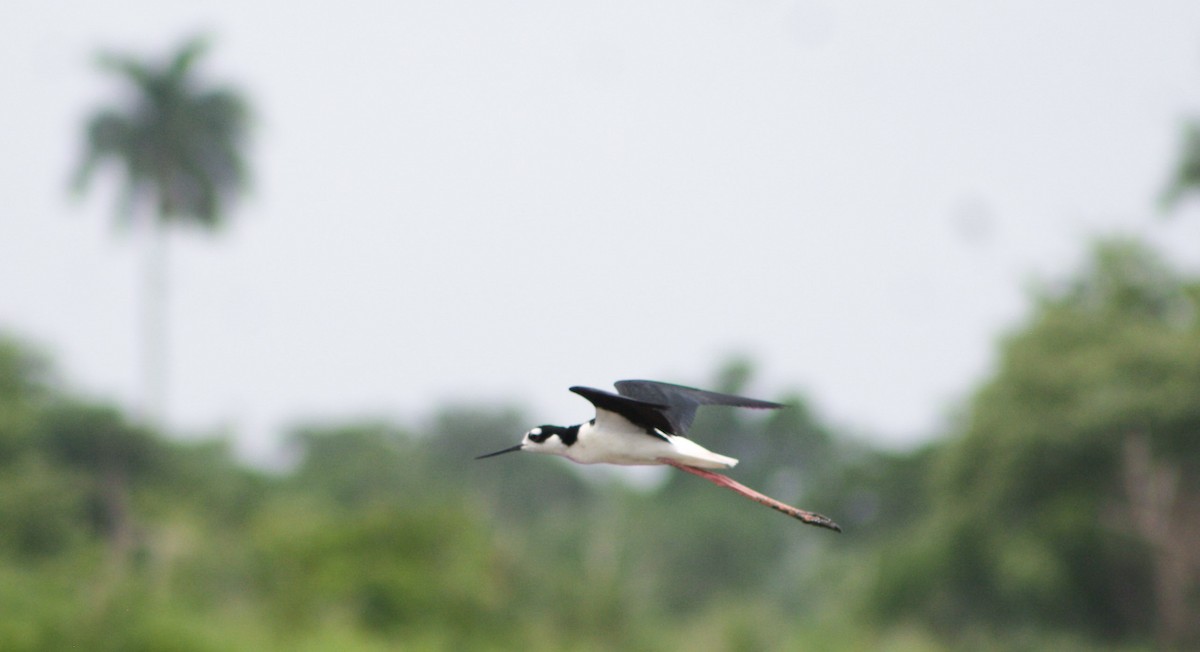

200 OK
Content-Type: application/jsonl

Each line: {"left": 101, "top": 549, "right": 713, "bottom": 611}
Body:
{"left": 91, "top": 461, "right": 136, "bottom": 611}
{"left": 142, "top": 218, "right": 168, "bottom": 427}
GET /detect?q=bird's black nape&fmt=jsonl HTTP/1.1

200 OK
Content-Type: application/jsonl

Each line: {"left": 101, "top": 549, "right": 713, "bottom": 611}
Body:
{"left": 475, "top": 444, "right": 522, "bottom": 460}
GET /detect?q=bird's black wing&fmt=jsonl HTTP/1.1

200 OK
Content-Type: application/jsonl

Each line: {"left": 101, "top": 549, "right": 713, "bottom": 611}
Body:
{"left": 613, "top": 379, "right": 784, "bottom": 436}
{"left": 568, "top": 386, "right": 673, "bottom": 441}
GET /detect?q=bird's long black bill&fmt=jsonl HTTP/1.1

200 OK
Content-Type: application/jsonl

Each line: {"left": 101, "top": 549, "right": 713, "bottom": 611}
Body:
{"left": 475, "top": 444, "right": 523, "bottom": 460}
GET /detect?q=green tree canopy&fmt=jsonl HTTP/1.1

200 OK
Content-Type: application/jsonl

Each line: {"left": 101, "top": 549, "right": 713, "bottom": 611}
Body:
{"left": 72, "top": 36, "right": 251, "bottom": 228}
{"left": 871, "top": 238, "right": 1200, "bottom": 648}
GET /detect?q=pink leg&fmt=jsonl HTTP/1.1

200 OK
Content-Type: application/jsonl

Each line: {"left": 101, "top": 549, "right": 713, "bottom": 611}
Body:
{"left": 659, "top": 458, "right": 841, "bottom": 532}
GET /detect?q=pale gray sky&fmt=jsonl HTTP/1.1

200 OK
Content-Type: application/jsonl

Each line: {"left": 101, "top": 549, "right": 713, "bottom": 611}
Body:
{"left": 5, "top": 1, "right": 1200, "bottom": 459}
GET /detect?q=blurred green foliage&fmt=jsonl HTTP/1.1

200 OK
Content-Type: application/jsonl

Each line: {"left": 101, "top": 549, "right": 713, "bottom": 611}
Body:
{"left": 863, "top": 239, "right": 1200, "bottom": 650}
{"left": 0, "top": 238, "right": 1197, "bottom": 650}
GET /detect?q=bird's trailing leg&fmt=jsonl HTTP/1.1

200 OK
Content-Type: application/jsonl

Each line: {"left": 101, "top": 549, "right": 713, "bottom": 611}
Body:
{"left": 659, "top": 458, "right": 842, "bottom": 532}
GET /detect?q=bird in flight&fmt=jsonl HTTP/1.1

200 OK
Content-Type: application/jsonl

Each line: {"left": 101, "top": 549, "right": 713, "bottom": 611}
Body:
{"left": 476, "top": 379, "right": 840, "bottom": 532}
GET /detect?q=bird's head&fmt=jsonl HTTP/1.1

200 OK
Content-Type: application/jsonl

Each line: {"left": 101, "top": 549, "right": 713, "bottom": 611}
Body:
{"left": 475, "top": 424, "right": 577, "bottom": 460}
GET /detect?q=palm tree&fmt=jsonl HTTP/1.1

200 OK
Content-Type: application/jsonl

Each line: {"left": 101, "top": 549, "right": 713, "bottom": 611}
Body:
{"left": 71, "top": 36, "right": 251, "bottom": 425}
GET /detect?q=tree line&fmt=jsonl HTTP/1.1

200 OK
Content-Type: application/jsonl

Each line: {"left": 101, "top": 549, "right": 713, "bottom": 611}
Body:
{"left": 1, "top": 238, "right": 1198, "bottom": 650}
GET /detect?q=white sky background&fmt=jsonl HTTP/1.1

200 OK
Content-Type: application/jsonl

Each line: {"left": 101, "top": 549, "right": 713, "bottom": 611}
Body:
{"left": 5, "top": 1, "right": 1200, "bottom": 460}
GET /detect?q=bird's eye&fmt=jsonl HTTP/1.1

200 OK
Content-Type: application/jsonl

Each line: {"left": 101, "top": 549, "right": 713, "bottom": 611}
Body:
{"left": 528, "top": 427, "right": 548, "bottom": 443}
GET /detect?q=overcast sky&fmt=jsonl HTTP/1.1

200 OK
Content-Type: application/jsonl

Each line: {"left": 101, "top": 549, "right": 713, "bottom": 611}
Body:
{"left": 5, "top": 1, "right": 1200, "bottom": 459}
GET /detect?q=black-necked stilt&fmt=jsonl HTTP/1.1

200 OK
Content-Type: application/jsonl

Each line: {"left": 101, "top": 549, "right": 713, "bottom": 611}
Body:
{"left": 476, "top": 380, "right": 840, "bottom": 532}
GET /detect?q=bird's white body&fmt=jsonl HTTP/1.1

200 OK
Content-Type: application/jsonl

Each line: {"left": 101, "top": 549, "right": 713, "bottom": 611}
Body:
{"left": 530, "top": 411, "right": 738, "bottom": 469}
{"left": 570, "top": 422, "right": 737, "bottom": 469}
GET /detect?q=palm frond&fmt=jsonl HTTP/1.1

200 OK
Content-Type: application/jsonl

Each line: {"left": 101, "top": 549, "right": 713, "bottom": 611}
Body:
{"left": 1161, "top": 121, "right": 1200, "bottom": 212}
{"left": 71, "top": 110, "right": 134, "bottom": 194}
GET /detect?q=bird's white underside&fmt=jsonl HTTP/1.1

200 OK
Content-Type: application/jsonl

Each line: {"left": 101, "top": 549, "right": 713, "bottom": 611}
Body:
{"left": 543, "top": 408, "right": 737, "bottom": 469}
